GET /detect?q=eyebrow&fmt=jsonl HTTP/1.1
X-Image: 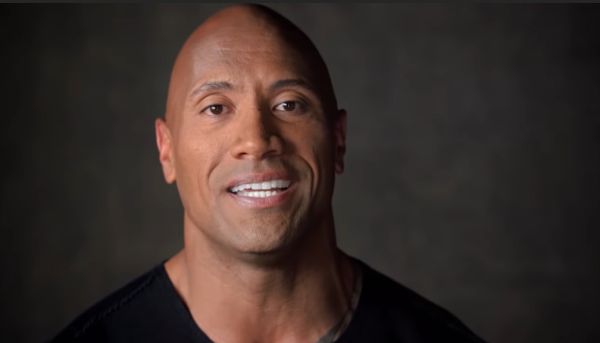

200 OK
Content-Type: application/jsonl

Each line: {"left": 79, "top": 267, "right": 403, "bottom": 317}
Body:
{"left": 269, "top": 78, "right": 315, "bottom": 93}
{"left": 189, "top": 78, "right": 315, "bottom": 99}
{"left": 189, "top": 81, "right": 234, "bottom": 98}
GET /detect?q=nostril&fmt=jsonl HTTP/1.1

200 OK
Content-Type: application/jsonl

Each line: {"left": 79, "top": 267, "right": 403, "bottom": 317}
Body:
{"left": 231, "top": 134, "right": 284, "bottom": 160}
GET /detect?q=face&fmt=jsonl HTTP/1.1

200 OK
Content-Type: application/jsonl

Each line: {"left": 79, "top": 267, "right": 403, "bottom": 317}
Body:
{"left": 156, "top": 23, "right": 346, "bottom": 257}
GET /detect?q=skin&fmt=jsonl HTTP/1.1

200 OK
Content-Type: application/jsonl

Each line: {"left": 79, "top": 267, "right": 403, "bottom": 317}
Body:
{"left": 155, "top": 5, "right": 352, "bottom": 342}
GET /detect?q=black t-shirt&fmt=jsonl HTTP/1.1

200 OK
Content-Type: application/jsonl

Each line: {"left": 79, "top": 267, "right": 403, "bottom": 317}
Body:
{"left": 51, "top": 259, "right": 484, "bottom": 342}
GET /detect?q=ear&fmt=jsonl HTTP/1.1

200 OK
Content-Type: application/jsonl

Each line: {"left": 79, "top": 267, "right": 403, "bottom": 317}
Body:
{"left": 155, "top": 118, "right": 176, "bottom": 184}
{"left": 333, "top": 109, "right": 347, "bottom": 174}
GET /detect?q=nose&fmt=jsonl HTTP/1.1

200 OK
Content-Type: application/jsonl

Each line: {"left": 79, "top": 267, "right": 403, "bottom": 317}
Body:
{"left": 230, "top": 106, "right": 284, "bottom": 160}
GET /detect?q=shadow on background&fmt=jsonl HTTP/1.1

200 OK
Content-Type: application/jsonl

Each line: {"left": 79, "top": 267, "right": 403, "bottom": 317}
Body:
{"left": 1, "top": 4, "right": 599, "bottom": 342}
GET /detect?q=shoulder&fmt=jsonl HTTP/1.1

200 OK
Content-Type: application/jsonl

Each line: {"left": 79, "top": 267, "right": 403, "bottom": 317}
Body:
{"left": 340, "top": 259, "right": 485, "bottom": 343}
{"left": 50, "top": 264, "right": 170, "bottom": 342}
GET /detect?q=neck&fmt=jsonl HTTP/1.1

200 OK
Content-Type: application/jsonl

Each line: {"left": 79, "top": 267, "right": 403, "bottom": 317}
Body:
{"left": 165, "top": 213, "right": 355, "bottom": 343}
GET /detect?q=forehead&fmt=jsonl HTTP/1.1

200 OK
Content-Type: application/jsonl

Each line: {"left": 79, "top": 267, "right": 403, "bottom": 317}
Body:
{"left": 186, "top": 30, "right": 314, "bottom": 89}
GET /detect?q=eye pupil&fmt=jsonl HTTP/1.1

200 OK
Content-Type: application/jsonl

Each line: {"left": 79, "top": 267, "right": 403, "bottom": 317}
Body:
{"left": 283, "top": 101, "right": 295, "bottom": 111}
{"left": 209, "top": 105, "right": 223, "bottom": 115}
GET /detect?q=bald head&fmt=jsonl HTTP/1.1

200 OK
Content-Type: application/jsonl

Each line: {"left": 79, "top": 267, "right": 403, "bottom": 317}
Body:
{"left": 164, "top": 4, "right": 338, "bottom": 125}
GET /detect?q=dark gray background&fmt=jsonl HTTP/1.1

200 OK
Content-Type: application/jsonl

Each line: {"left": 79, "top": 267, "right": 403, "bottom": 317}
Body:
{"left": 1, "top": 4, "right": 599, "bottom": 342}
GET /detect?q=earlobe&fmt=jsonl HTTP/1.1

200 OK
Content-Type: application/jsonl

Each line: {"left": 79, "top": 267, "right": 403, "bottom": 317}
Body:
{"left": 155, "top": 118, "right": 176, "bottom": 184}
{"left": 333, "top": 109, "right": 347, "bottom": 174}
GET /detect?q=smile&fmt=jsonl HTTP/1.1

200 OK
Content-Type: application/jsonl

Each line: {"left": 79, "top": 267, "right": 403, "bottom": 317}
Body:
{"left": 228, "top": 179, "right": 291, "bottom": 198}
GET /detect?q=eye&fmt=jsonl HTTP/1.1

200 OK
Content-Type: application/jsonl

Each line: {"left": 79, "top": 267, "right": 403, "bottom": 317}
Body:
{"left": 202, "top": 104, "right": 225, "bottom": 116}
{"left": 274, "top": 100, "right": 305, "bottom": 113}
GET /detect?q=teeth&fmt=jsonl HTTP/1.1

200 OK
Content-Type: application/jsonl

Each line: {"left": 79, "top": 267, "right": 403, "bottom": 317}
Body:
{"left": 236, "top": 190, "right": 279, "bottom": 198}
{"left": 230, "top": 179, "right": 291, "bottom": 194}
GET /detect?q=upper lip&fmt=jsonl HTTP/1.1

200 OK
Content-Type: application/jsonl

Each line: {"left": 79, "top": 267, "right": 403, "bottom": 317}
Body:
{"left": 226, "top": 171, "right": 293, "bottom": 191}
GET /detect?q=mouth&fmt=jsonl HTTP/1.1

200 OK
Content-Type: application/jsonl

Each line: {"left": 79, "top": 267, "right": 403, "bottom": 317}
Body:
{"left": 227, "top": 179, "right": 292, "bottom": 198}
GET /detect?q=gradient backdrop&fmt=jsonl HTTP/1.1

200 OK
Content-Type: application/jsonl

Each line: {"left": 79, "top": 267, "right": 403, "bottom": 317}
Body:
{"left": 1, "top": 4, "right": 599, "bottom": 342}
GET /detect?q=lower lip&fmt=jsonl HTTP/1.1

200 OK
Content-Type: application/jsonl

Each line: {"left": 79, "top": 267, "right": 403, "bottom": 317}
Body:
{"left": 227, "top": 184, "right": 295, "bottom": 209}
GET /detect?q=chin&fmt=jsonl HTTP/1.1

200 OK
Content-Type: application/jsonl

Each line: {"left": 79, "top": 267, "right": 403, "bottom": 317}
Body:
{"left": 227, "top": 215, "right": 305, "bottom": 258}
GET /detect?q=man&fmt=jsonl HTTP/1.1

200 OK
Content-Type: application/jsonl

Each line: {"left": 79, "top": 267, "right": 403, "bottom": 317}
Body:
{"left": 53, "top": 4, "right": 484, "bottom": 342}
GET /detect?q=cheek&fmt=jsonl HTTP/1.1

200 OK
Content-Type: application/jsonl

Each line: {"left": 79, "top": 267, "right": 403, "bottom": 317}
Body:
{"left": 285, "top": 124, "right": 335, "bottom": 189}
{"left": 173, "top": 129, "right": 223, "bottom": 207}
